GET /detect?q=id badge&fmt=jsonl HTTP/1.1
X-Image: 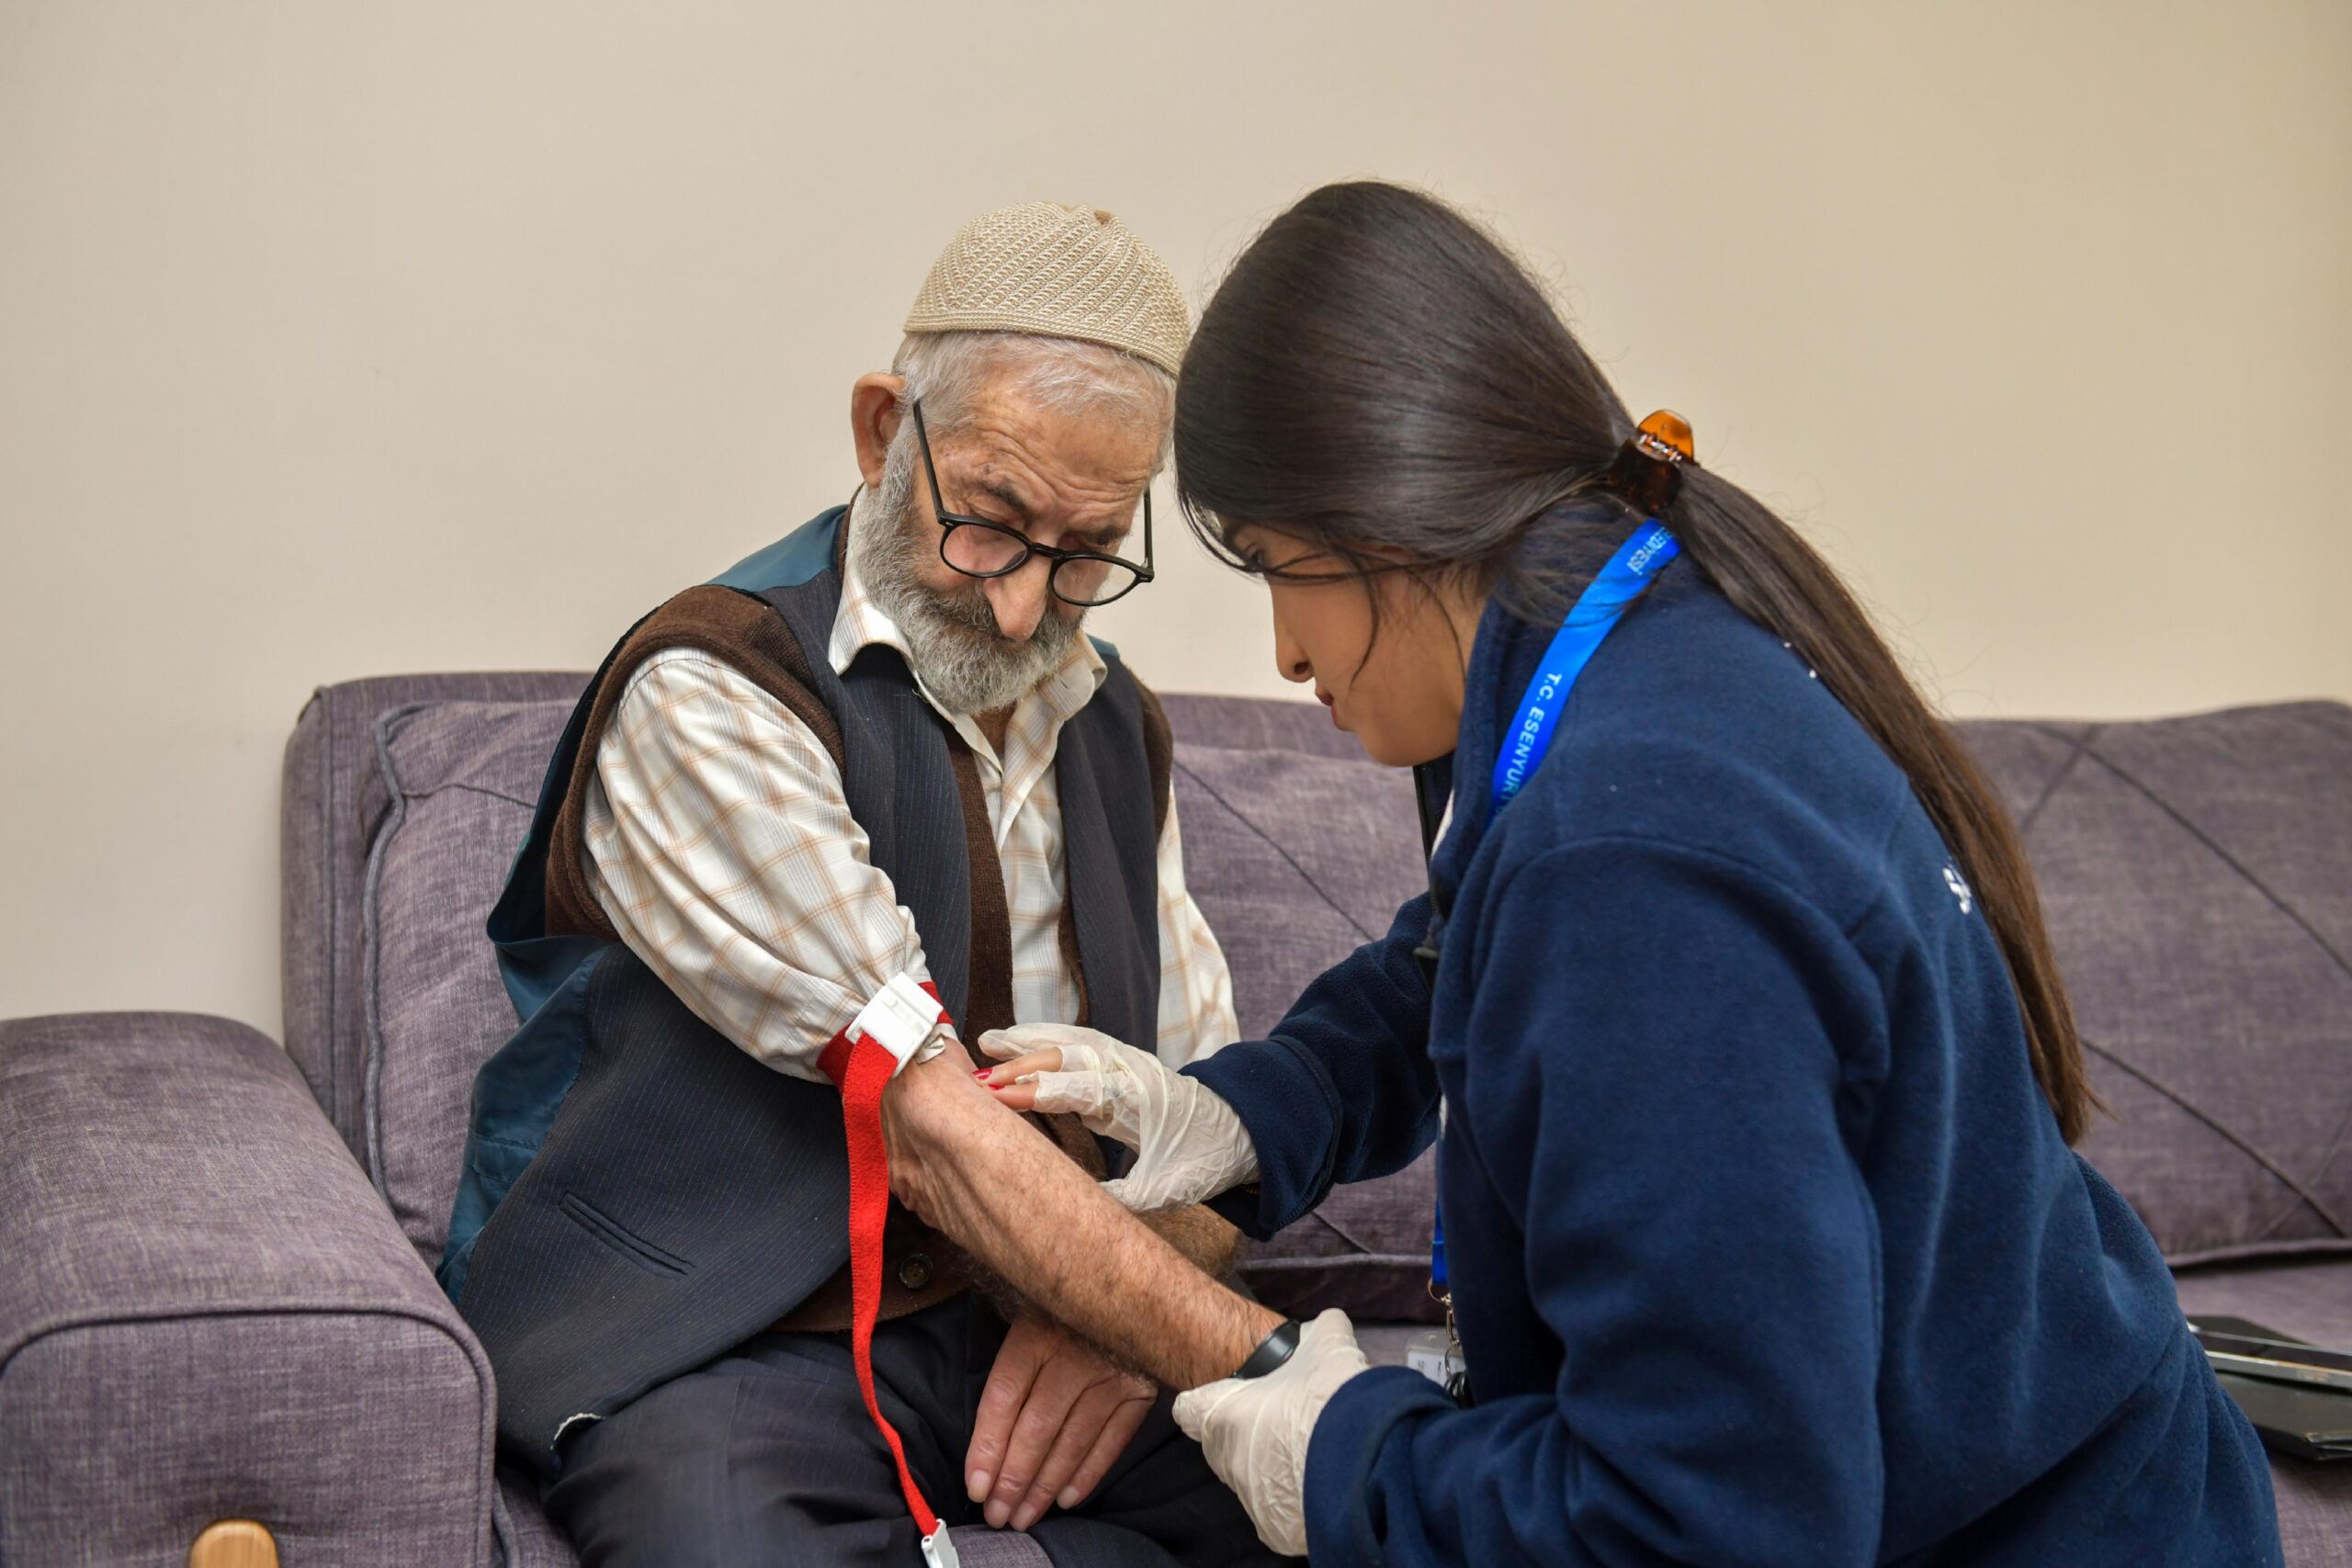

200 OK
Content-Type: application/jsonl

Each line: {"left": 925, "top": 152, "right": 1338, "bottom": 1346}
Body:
{"left": 1405, "top": 1328, "right": 1467, "bottom": 1391}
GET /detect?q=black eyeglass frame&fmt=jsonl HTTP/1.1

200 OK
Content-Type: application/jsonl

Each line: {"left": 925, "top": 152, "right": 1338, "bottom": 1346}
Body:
{"left": 908, "top": 400, "right": 1155, "bottom": 607}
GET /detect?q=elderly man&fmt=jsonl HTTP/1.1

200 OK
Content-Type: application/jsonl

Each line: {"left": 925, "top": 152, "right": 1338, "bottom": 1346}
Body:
{"left": 436, "top": 203, "right": 1280, "bottom": 1568}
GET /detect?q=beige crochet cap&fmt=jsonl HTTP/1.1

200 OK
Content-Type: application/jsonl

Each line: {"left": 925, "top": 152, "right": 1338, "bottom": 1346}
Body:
{"left": 903, "top": 202, "right": 1190, "bottom": 377}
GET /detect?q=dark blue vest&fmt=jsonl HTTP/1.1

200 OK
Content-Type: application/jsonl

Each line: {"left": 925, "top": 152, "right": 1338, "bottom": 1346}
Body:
{"left": 437, "top": 506, "right": 1165, "bottom": 1474}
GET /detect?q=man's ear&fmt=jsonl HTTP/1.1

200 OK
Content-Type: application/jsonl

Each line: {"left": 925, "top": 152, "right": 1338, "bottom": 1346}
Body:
{"left": 850, "top": 373, "right": 908, "bottom": 490}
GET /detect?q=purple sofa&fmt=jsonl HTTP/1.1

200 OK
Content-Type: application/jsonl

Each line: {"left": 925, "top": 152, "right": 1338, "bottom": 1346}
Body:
{"left": 1, "top": 675, "right": 2346, "bottom": 1566}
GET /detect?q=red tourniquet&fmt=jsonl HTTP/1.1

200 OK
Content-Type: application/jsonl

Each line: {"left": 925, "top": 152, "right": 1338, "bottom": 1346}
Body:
{"left": 816, "top": 980, "right": 960, "bottom": 1568}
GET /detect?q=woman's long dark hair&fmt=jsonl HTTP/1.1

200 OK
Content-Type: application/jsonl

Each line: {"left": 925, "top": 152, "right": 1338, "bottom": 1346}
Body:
{"left": 1175, "top": 181, "right": 2097, "bottom": 1145}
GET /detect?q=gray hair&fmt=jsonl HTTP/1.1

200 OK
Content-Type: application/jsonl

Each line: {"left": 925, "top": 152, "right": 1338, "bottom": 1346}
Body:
{"left": 888, "top": 330, "right": 1175, "bottom": 467}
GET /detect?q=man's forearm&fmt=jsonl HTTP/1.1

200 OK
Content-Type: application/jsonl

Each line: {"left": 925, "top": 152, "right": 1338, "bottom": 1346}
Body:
{"left": 1139, "top": 1205, "right": 1241, "bottom": 1282}
{"left": 885, "top": 1054, "right": 1277, "bottom": 1390}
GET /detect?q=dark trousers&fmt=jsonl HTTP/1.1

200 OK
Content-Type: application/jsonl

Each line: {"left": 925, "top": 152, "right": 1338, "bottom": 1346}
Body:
{"left": 541, "top": 1293, "right": 1290, "bottom": 1568}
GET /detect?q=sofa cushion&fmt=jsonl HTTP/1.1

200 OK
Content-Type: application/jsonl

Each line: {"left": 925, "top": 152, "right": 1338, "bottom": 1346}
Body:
{"left": 283, "top": 671, "right": 590, "bottom": 1166}
{"left": 366, "top": 699, "right": 571, "bottom": 1262}
{"left": 1165, "top": 739, "right": 1421, "bottom": 1043}
{"left": 2014, "top": 705, "right": 2352, "bottom": 1264}
{"left": 1161, "top": 729, "right": 1443, "bottom": 1320}
{"left": 353, "top": 690, "right": 2352, "bottom": 1291}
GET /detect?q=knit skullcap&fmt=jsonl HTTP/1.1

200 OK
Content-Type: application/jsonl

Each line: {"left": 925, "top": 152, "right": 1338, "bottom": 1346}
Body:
{"left": 903, "top": 202, "right": 1190, "bottom": 377}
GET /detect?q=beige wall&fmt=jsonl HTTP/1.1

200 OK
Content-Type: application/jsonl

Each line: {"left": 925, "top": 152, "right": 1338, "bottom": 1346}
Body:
{"left": 2, "top": 2, "right": 2346, "bottom": 1040}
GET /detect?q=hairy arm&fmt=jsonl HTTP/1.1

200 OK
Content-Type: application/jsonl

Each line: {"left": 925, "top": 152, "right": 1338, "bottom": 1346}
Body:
{"left": 885, "top": 1051, "right": 1278, "bottom": 1391}
{"left": 1138, "top": 1203, "right": 1241, "bottom": 1282}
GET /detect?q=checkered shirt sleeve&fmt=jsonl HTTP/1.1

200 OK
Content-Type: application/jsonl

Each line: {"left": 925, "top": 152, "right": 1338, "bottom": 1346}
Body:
{"left": 582, "top": 648, "right": 1235, "bottom": 1081}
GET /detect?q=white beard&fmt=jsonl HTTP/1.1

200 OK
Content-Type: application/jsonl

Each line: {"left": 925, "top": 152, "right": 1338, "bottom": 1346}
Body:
{"left": 849, "top": 443, "right": 1083, "bottom": 717}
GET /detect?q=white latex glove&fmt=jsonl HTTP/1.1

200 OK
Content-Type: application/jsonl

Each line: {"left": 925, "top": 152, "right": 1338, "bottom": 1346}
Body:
{"left": 1172, "top": 1308, "right": 1370, "bottom": 1558}
{"left": 976, "top": 1022, "right": 1260, "bottom": 1212}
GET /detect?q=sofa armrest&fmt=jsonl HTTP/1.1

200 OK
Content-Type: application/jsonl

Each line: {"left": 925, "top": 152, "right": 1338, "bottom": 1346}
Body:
{"left": 0, "top": 1012, "right": 495, "bottom": 1568}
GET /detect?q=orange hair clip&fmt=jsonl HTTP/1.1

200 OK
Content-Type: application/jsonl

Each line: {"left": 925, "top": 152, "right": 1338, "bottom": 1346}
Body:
{"left": 1606, "top": 409, "right": 1697, "bottom": 516}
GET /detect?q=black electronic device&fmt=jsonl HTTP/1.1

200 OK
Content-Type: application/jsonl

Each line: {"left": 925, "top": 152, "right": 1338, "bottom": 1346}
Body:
{"left": 2188, "top": 1315, "right": 2352, "bottom": 1462}
{"left": 2188, "top": 1317, "right": 2352, "bottom": 1393}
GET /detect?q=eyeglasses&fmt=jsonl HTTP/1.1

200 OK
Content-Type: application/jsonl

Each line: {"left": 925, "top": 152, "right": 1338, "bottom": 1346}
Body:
{"left": 909, "top": 400, "right": 1154, "bottom": 608}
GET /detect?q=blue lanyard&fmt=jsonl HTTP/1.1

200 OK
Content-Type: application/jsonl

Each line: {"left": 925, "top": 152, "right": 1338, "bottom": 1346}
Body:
{"left": 1488, "top": 520, "right": 1682, "bottom": 808}
{"left": 1432, "top": 520, "right": 1681, "bottom": 1309}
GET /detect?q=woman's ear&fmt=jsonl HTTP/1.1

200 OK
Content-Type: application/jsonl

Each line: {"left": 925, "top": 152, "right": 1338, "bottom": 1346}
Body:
{"left": 850, "top": 373, "right": 908, "bottom": 490}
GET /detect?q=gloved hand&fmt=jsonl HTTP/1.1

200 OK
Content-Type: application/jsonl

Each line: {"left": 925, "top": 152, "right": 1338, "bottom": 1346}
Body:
{"left": 1172, "top": 1308, "right": 1370, "bottom": 1558}
{"left": 976, "top": 1022, "right": 1261, "bottom": 1212}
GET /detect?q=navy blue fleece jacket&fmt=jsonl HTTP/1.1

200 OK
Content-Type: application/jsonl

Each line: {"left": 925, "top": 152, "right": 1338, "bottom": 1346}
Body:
{"left": 1186, "top": 559, "right": 2278, "bottom": 1566}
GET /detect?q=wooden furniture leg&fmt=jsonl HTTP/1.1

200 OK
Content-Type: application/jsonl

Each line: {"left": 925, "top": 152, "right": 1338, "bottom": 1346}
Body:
{"left": 188, "top": 1519, "right": 278, "bottom": 1568}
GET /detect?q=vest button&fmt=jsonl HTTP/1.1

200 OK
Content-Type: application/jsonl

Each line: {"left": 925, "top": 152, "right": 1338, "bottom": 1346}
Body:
{"left": 897, "top": 1253, "right": 934, "bottom": 1291}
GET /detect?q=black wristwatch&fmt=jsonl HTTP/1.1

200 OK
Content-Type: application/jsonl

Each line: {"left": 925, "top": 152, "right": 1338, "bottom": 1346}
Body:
{"left": 1232, "top": 1318, "right": 1303, "bottom": 1380}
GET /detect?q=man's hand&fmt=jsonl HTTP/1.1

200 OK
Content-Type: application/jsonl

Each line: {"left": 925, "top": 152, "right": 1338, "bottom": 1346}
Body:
{"left": 967, "top": 1314, "right": 1156, "bottom": 1531}
{"left": 874, "top": 1033, "right": 1284, "bottom": 1393}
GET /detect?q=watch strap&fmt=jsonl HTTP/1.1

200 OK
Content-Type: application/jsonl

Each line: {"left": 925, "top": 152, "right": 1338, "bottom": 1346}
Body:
{"left": 1232, "top": 1318, "right": 1303, "bottom": 1380}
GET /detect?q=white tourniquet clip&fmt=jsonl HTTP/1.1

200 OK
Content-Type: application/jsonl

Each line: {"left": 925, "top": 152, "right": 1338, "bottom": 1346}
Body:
{"left": 849, "top": 973, "right": 948, "bottom": 1073}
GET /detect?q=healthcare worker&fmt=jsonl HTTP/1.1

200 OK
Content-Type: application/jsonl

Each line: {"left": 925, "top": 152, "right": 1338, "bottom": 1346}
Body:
{"left": 973, "top": 182, "right": 2282, "bottom": 1565}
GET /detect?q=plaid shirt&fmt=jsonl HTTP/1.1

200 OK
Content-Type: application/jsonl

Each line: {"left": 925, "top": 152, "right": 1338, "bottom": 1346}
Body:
{"left": 579, "top": 494, "right": 1237, "bottom": 1085}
